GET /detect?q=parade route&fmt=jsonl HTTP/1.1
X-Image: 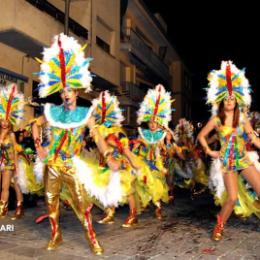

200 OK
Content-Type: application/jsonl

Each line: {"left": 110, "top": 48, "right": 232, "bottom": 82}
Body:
{"left": 0, "top": 194, "right": 259, "bottom": 260}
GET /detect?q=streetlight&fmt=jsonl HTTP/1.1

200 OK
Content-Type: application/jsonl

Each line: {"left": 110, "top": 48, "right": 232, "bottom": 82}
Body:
{"left": 64, "top": 0, "right": 71, "bottom": 35}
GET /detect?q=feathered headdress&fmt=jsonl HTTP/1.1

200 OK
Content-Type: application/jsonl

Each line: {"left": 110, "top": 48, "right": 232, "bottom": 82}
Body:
{"left": 137, "top": 84, "right": 173, "bottom": 127}
{"left": 0, "top": 84, "right": 24, "bottom": 126}
{"left": 36, "top": 33, "right": 92, "bottom": 97}
{"left": 173, "top": 118, "right": 194, "bottom": 144}
{"left": 207, "top": 61, "right": 251, "bottom": 114}
{"left": 91, "top": 91, "right": 124, "bottom": 127}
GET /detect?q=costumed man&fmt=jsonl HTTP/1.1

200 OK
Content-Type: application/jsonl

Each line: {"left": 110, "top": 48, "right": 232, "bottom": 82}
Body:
{"left": 198, "top": 61, "right": 260, "bottom": 241}
{"left": 131, "top": 84, "right": 173, "bottom": 219}
{"left": 31, "top": 33, "right": 112, "bottom": 254}
{"left": 0, "top": 84, "right": 25, "bottom": 219}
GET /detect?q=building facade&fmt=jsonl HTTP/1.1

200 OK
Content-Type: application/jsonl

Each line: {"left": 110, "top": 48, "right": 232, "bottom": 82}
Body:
{"left": 119, "top": 0, "right": 192, "bottom": 129}
{"left": 0, "top": 0, "right": 191, "bottom": 130}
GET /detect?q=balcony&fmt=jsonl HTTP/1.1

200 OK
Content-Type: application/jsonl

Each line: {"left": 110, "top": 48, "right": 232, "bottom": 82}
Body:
{"left": 120, "top": 82, "right": 145, "bottom": 103}
{"left": 121, "top": 29, "right": 170, "bottom": 84}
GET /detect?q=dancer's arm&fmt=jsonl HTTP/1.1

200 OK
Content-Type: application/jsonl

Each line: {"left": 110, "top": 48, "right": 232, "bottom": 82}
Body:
{"left": 87, "top": 116, "right": 121, "bottom": 171}
{"left": 197, "top": 117, "right": 220, "bottom": 158}
{"left": 32, "top": 116, "right": 47, "bottom": 160}
{"left": 11, "top": 133, "right": 19, "bottom": 178}
{"left": 245, "top": 118, "right": 260, "bottom": 149}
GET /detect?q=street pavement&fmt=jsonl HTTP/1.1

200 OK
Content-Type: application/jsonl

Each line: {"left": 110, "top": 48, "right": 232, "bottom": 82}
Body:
{"left": 0, "top": 192, "right": 260, "bottom": 260}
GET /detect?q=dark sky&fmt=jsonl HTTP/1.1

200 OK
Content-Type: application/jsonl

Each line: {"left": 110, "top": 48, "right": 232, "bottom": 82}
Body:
{"left": 144, "top": 0, "right": 260, "bottom": 122}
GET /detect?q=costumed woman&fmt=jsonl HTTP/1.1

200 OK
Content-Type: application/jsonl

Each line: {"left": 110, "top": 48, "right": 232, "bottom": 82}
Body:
{"left": 131, "top": 84, "right": 173, "bottom": 219}
{"left": 0, "top": 84, "right": 25, "bottom": 220}
{"left": 173, "top": 118, "right": 208, "bottom": 194}
{"left": 86, "top": 91, "right": 141, "bottom": 227}
{"left": 198, "top": 61, "right": 260, "bottom": 241}
{"left": 31, "top": 33, "right": 120, "bottom": 254}
{"left": 161, "top": 128, "right": 183, "bottom": 202}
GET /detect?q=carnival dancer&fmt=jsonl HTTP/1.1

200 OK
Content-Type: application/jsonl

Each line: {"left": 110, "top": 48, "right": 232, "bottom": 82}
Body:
{"left": 198, "top": 61, "right": 260, "bottom": 241}
{"left": 31, "top": 33, "right": 111, "bottom": 254}
{"left": 87, "top": 91, "right": 141, "bottom": 227}
{"left": 0, "top": 84, "right": 25, "bottom": 220}
{"left": 131, "top": 84, "right": 173, "bottom": 219}
{"left": 161, "top": 128, "right": 183, "bottom": 201}
{"left": 173, "top": 118, "right": 208, "bottom": 194}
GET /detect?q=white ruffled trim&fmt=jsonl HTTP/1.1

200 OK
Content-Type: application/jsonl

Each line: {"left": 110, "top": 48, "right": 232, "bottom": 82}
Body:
{"left": 44, "top": 103, "right": 94, "bottom": 129}
{"left": 17, "top": 159, "right": 29, "bottom": 194}
{"left": 73, "top": 157, "right": 122, "bottom": 207}
{"left": 138, "top": 127, "right": 166, "bottom": 144}
{"left": 173, "top": 160, "right": 194, "bottom": 179}
{"left": 33, "top": 157, "right": 45, "bottom": 184}
{"left": 209, "top": 158, "right": 225, "bottom": 199}
{"left": 247, "top": 151, "right": 260, "bottom": 172}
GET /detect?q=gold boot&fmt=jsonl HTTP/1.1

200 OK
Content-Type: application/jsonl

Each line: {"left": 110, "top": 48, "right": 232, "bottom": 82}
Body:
{"left": 122, "top": 208, "right": 138, "bottom": 228}
{"left": 0, "top": 201, "right": 8, "bottom": 219}
{"left": 212, "top": 214, "right": 224, "bottom": 241}
{"left": 84, "top": 206, "right": 104, "bottom": 255}
{"left": 46, "top": 218, "right": 63, "bottom": 250}
{"left": 97, "top": 207, "right": 115, "bottom": 225}
{"left": 155, "top": 201, "right": 162, "bottom": 220}
{"left": 11, "top": 201, "right": 24, "bottom": 220}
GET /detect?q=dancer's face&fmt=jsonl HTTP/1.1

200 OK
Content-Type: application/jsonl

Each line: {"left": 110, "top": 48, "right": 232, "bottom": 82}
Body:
{"left": 223, "top": 95, "right": 236, "bottom": 111}
{"left": 148, "top": 120, "right": 159, "bottom": 132}
{"left": 166, "top": 132, "right": 172, "bottom": 142}
{"left": 60, "top": 88, "right": 78, "bottom": 108}
{"left": 0, "top": 119, "right": 11, "bottom": 130}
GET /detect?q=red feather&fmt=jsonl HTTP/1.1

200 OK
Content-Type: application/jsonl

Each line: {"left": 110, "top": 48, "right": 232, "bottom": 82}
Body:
{"left": 58, "top": 36, "right": 66, "bottom": 89}
{"left": 101, "top": 92, "right": 106, "bottom": 123}
{"left": 152, "top": 86, "right": 161, "bottom": 122}
{"left": 54, "top": 130, "right": 68, "bottom": 161}
{"left": 107, "top": 134, "right": 124, "bottom": 154}
{"left": 225, "top": 63, "right": 233, "bottom": 96}
{"left": 6, "top": 85, "right": 16, "bottom": 121}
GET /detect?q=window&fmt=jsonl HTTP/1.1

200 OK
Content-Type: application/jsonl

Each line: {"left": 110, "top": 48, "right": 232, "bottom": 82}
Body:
{"left": 26, "top": 0, "right": 88, "bottom": 39}
{"left": 96, "top": 36, "right": 110, "bottom": 54}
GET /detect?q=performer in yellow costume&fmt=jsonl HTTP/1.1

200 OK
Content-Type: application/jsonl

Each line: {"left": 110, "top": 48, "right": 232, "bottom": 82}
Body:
{"left": 131, "top": 84, "right": 174, "bottom": 219}
{"left": 78, "top": 91, "right": 140, "bottom": 227}
{"left": 31, "top": 33, "right": 118, "bottom": 254}
{"left": 161, "top": 129, "right": 183, "bottom": 201}
{"left": 198, "top": 61, "right": 260, "bottom": 241}
{"left": 172, "top": 118, "right": 208, "bottom": 192}
{"left": 0, "top": 84, "right": 25, "bottom": 220}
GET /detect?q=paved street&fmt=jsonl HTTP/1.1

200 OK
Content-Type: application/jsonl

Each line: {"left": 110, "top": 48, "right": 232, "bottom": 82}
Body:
{"left": 0, "top": 192, "right": 260, "bottom": 260}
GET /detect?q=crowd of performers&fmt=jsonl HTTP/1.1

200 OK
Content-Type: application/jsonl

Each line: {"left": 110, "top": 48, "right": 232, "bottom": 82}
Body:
{"left": 1, "top": 34, "right": 260, "bottom": 255}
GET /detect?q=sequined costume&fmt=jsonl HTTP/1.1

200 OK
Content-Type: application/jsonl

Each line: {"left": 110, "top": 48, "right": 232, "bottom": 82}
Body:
{"left": 172, "top": 118, "right": 208, "bottom": 189}
{"left": 80, "top": 125, "right": 136, "bottom": 207}
{"left": 33, "top": 33, "right": 103, "bottom": 254}
{"left": 210, "top": 116, "right": 260, "bottom": 218}
{"left": 0, "top": 137, "right": 15, "bottom": 171}
{"left": 204, "top": 61, "right": 260, "bottom": 235}
{"left": 35, "top": 103, "right": 103, "bottom": 253}
{"left": 0, "top": 84, "right": 25, "bottom": 219}
{"left": 131, "top": 127, "right": 169, "bottom": 206}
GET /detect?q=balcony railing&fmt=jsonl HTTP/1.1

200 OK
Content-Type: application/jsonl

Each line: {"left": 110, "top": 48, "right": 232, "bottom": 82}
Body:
{"left": 121, "top": 82, "right": 145, "bottom": 102}
{"left": 121, "top": 28, "right": 170, "bottom": 82}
